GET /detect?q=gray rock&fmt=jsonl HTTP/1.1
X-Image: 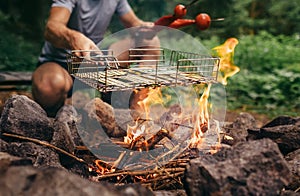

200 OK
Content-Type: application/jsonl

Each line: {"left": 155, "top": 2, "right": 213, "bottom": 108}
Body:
{"left": 184, "top": 139, "right": 292, "bottom": 196}
{"left": 285, "top": 148, "right": 300, "bottom": 191}
{"left": 2, "top": 141, "right": 62, "bottom": 169}
{"left": 154, "top": 190, "right": 187, "bottom": 196}
{"left": 223, "top": 112, "right": 257, "bottom": 145}
{"left": 248, "top": 123, "right": 300, "bottom": 155}
{"left": 0, "top": 165, "right": 154, "bottom": 196}
{"left": 83, "top": 98, "right": 126, "bottom": 138}
{"left": 262, "top": 115, "right": 299, "bottom": 128}
{"left": 0, "top": 152, "right": 32, "bottom": 172}
{"left": 52, "top": 105, "right": 82, "bottom": 153}
{"left": 0, "top": 138, "right": 8, "bottom": 152}
{"left": 0, "top": 95, "right": 54, "bottom": 142}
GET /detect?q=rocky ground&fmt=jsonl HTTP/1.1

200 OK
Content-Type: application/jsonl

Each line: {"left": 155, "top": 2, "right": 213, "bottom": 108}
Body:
{"left": 0, "top": 88, "right": 271, "bottom": 126}
{"left": 0, "top": 94, "right": 299, "bottom": 195}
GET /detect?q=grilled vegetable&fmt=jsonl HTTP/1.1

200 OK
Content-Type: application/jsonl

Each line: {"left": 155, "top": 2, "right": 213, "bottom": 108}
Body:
{"left": 173, "top": 4, "right": 187, "bottom": 18}
{"left": 168, "top": 19, "right": 195, "bottom": 29}
{"left": 195, "top": 13, "right": 211, "bottom": 30}
{"left": 154, "top": 4, "right": 187, "bottom": 26}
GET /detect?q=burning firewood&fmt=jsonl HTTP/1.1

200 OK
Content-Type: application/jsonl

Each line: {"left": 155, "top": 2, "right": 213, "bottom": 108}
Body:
{"left": 131, "top": 128, "right": 171, "bottom": 151}
{"left": 129, "top": 135, "right": 145, "bottom": 150}
{"left": 113, "top": 129, "right": 171, "bottom": 151}
{"left": 90, "top": 156, "right": 189, "bottom": 191}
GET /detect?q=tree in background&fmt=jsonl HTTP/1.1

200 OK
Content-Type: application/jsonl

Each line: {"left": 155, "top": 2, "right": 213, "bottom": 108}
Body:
{"left": 267, "top": 0, "right": 300, "bottom": 35}
{"left": 1, "top": 0, "right": 299, "bottom": 39}
{"left": 0, "top": 0, "right": 51, "bottom": 40}
{"left": 0, "top": 0, "right": 299, "bottom": 71}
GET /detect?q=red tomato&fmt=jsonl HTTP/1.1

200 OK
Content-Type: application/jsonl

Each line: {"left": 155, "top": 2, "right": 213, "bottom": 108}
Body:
{"left": 173, "top": 4, "right": 187, "bottom": 19}
{"left": 195, "top": 13, "right": 211, "bottom": 30}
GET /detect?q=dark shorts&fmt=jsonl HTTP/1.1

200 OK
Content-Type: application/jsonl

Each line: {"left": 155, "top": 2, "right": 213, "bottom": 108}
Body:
{"left": 36, "top": 60, "right": 73, "bottom": 98}
{"left": 36, "top": 60, "right": 68, "bottom": 70}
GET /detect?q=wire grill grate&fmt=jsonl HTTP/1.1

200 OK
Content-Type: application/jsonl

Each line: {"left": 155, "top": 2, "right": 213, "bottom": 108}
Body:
{"left": 67, "top": 48, "right": 219, "bottom": 92}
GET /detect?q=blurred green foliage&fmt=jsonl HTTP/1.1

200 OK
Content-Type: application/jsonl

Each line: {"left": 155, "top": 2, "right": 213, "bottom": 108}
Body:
{"left": 0, "top": 11, "right": 42, "bottom": 71}
{"left": 204, "top": 32, "right": 300, "bottom": 117}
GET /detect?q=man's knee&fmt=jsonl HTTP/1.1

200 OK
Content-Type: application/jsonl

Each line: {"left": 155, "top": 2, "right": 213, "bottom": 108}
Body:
{"left": 32, "top": 62, "right": 73, "bottom": 110}
{"left": 33, "top": 63, "right": 72, "bottom": 94}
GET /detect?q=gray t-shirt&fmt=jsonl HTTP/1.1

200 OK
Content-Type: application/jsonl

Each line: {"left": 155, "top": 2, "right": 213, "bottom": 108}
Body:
{"left": 39, "top": 0, "right": 132, "bottom": 63}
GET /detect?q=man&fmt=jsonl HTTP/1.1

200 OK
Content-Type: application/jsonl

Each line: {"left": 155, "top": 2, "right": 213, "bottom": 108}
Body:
{"left": 32, "top": 0, "right": 159, "bottom": 117}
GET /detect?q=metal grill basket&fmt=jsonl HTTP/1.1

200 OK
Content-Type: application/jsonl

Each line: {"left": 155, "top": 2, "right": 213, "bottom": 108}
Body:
{"left": 67, "top": 48, "right": 220, "bottom": 92}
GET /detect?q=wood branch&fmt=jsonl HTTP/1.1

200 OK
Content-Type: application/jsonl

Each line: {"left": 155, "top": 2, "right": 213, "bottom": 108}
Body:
{"left": 134, "top": 129, "right": 170, "bottom": 151}
{"left": 113, "top": 129, "right": 172, "bottom": 151}
{"left": 139, "top": 171, "right": 184, "bottom": 190}
{"left": 144, "top": 171, "right": 184, "bottom": 183}
{"left": 111, "top": 151, "right": 127, "bottom": 169}
{"left": 95, "top": 167, "right": 186, "bottom": 180}
{"left": 1, "top": 132, "right": 85, "bottom": 163}
{"left": 129, "top": 135, "right": 145, "bottom": 150}
{"left": 152, "top": 176, "right": 183, "bottom": 190}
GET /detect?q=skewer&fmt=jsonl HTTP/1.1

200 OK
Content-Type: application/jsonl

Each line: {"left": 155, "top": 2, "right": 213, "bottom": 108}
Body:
{"left": 168, "top": 17, "right": 225, "bottom": 29}
{"left": 185, "top": 0, "right": 200, "bottom": 8}
{"left": 211, "top": 18, "right": 225, "bottom": 21}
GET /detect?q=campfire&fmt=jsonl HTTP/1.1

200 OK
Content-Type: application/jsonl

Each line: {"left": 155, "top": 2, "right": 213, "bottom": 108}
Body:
{"left": 74, "top": 36, "right": 241, "bottom": 186}
{"left": 0, "top": 37, "right": 299, "bottom": 195}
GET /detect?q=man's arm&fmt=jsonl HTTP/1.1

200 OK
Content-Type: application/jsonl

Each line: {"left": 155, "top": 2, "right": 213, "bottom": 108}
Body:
{"left": 119, "top": 10, "right": 154, "bottom": 28}
{"left": 44, "top": 7, "right": 98, "bottom": 53}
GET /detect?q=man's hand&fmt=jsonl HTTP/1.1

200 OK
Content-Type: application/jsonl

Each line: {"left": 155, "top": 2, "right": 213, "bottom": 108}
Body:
{"left": 134, "top": 23, "right": 157, "bottom": 40}
{"left": 45, "top": 7, "right": 101, "bottom": 58}
{"left": 69, "top": 31, "right": 100, "bottom": 57}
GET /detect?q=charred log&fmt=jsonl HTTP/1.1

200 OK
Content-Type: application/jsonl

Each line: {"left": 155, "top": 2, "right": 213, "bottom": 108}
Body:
{"left": 131, "top": 128, "right": 171, "bottom": 151}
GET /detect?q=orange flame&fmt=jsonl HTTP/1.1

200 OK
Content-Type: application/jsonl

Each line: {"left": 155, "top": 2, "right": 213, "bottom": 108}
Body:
{"left": 213, "top": 37, "right": 240, "bottom": 85}
{"left": 91, "top": 39, "right": 240, "bottom": 175}
{"left": 190, "top": 84, "right": 211, "bottom": 148}
{"left": 124, "top": 121, "right": 145, "bottom": 144}
{"left": 130, "top": 87, "right": 164, "bottom": 120}
{"left": 93, "top": 160, "right": 115, "bottom": 175}
{"left": 124, "top": 38, "right": 240, "bottom": 151}
{"left": 125, "top": 87, "right": 165, "bottom": 145}
{"left": 189, "top": 38, "right": 240, "bottom": 149}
